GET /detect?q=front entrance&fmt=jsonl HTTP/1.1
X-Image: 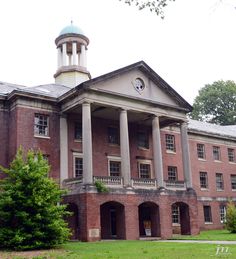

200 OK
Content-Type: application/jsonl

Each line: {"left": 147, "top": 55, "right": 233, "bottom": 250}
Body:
{"left": 100, "top": 201, "right": 125, "bottom": 239}
{"left": 138, "top": 202, "right": 160, "bottom": 237}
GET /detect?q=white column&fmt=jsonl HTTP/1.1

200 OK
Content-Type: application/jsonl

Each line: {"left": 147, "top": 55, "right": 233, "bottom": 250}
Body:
{"left": 72, "top": 42, "right": 77, "bottom": 65}
{"left": 80, "top": 44, "right": 86, "bottom": 67}
{"left": 120, "top": 109, "right": 131, "bottom": 186}
{"left": 62, "top": 43, "right": 67, "bottom": 66}
{"left": 60, "top": 115, "right": 68, "bottom": 185}
{"left": 57, "top": 47, "right": 62, "bottom": 68}
{"left": 152, "top": 115, "right": 164, "bottom": 187}
{"left": 82, "top": 102, "right": 93, "bottom": 184}
{"left": 180, "top": 121, "right": 192, "bottom": 188}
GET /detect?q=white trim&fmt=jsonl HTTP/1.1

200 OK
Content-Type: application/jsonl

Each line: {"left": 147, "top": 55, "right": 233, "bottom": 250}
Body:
{"left": 137, "top": 159, "right": 153, "bottom": 179}
{"left": 73, "top": 152, "right": 83, "bottom": 178}
{"left": 107, "top": 155, "right": 121, "bottom": 176}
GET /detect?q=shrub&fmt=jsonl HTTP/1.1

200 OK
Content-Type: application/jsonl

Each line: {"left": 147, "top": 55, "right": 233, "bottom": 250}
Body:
{"left": 94, "top": 180, "right": 109, "bottom": 193}
{"left": 225, "top": 200, "right": 236, "bottom": 233}
{"left": 0, "top": 148, "right": 71, "bottom": 250}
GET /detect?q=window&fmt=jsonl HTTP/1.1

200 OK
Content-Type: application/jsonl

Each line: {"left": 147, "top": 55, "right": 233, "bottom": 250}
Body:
{"left": 172, "top": 204, "right": 180, "bottom": 224}
{"left": 213, "top": 146, "right": 220, "bottom": 161}
{"left": 203, "top": 205, "right": 212, "bottom": 223}
{"left": 228, "top": 148, "right": 235, "bottom": 162}
{"left": 199, "top": 171, "right": 208, "bottom": 189}
{"left": 74, "top": 122, "right": 82, "bottom": 140}
{"left": 109, "top": 161, "right": 121, "bottom": 177}
{"left": 34, "top": 114, "right": 49, "bottom": 136}
{"left": 74, "top": 157, "right": 83, "bottom": 178}
{"left": 108, "top": 126, "right": 119, "bottom": 145}
{"left": 168, "top": 166, "right": 177, "bottom": 181}
{"left": 139, "top": 163, "right": 151, "bottom": 179}
{"left": 216, "top": 173, "right": 224, "bottom": 191}
{"left": 197, "top": 144, "right": 205, "bottom": 159}
{"left": 137, "top": 131, "right": 149, "bottom": 149}
{"left": 231, "top": 175, "right": 236, "bottom": 190}
{"left": 220, "top": 205, "right": 226, "bottom": 223}
{"left": 165, "top": 134, "right": 176, "bottom": 152}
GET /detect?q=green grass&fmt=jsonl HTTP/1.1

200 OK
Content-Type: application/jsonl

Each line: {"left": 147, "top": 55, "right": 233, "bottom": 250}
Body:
{"left": 61, "top": 241, "right": 236, "bottom": 259}
{"left": 171, "top": 229, "right": 236, "bottom": 241}
{"left": 0, "top": 230, "right": 236, "bottom": 258}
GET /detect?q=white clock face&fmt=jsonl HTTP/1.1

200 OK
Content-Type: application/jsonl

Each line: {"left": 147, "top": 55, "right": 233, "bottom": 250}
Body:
{"left": 134, "top": 78, "right": 145, "bottom": 92}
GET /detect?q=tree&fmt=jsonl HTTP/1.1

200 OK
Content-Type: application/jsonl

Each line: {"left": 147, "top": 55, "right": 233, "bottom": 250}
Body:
{"left": 119, "top": 0, "right": 175, "bottom": 18}
{"left": 190, "top": 80, "right": 236, "bottom": 125}
{"left": 0, "top": 148, "right": 70, "bottom": 250}
{"left": 225, "top": 200, "right": 236, "bottom": 233}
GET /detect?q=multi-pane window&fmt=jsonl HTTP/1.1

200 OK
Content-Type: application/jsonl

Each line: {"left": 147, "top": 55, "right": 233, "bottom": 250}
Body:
{"left": 109, "top": 161, "right": 121, "bottom": 177}
{"left": 213, "top": 146, "right": 221, "bottom": 161}
{"left": 228, "top": 148, "right": 235, "bottom": 162}
{"left": 168, "top": 166, "right": 177, "bottom": 181}
{"left": 203, "top": 205, "right": 212, "bottom": 223}
{"left": 75, "top": 157, "right": 83, "bottom": 178}
{"left": 172, "top": 204, "right": 180, "bottom": 224}
{"left": 139, "top": 163, "right": 151, "bottom": 179}
{"left": 34, "top": 114, "right": 49, "bottom": 136}
{"left": 220, "top": 205, "right": 226, "bottom": 223}
{"left": 137, "top": 131, "right": 149, "bottom": 149}
{"left": 197, "top": 144, "right": 205, "bottom": 159}
{"left": 108, "top": 127, "right": 119, "bottom": 145}
{"left": 199, "top": 171, "right": 208, "bottom": 189}
{"left": 231, "top": 175, "right": 236, "bottom": 190}
{"left": 74, "top": 122, "right": 82, "bottom": 140}
{"left": 216, "top": 173, "right": 224, "bottom": 191}
{"left": 165, "top": 134, "right": 176, "bottom": 152}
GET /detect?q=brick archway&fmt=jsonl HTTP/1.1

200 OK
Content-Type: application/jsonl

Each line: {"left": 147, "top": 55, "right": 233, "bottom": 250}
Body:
{"left": 172, "top": 202, "right": 190, "bottom": 235}
{"left": 66, "top": 203, "right": 79, "bottom": 239}
{"left": 138, "top": 202, "right": 160, "bottom": 237}
{"left": 100, "top": 201, "right": 125, "bottom": 240}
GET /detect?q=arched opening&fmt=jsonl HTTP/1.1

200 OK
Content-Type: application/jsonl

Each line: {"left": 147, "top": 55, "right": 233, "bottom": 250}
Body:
{"left": 100, "top": 201, "right": 125, "bottom": 239}
{"left": 66, "top": 203, "right": 79, "bottom": 240}
{"left": 138, "top": 202, "right": 160, "bottom": 237}
{"left": 171, "top": 202, "right": 190, "bottom": 235}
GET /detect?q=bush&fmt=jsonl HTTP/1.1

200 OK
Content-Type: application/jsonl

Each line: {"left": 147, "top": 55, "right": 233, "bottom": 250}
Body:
{"left": 0, "top": 148, "right": 71, "bottom": 250}
{"left": 94, "top": 180, "right": 108, "bottom": 193}
{"left": 225, "top": 200, "right": 236, "bottom": 233}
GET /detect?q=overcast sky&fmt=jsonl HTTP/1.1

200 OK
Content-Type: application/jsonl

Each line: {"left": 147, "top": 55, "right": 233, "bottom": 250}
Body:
{"left": 0, "top": 0, "right": 236, "bottom": 104}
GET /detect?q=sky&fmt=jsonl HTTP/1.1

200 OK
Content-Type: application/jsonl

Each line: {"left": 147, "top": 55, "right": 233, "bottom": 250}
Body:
{"left": 0, "top": 0, "right": 236, "bottom": 104}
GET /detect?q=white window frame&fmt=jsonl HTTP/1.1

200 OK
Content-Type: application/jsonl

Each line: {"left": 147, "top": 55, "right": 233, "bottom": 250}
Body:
{"left": 172, "top": 204, "right": 180, "bottom": 225}
{"left": 34, "top": 113, "right": 50, "bottom": 138}
{"left": 197, "top": 143, "right": 206, "bottom": 160}
{"left": 73, "top": 152, "right": 83, "bottom": 178}
{"left": 107, "top": 156, "right": 121, "bottom": 177}
{"left": 216, "top": 173, "right": 224, "bottom": 191}
{"left": 137, "top": 159, "right": 153, "bottom": 179}
{"left": 165, "top": 134, "right": 176, "bottom": 153}
{"left": 220, "top": 205, "right": 226, "bottom": 224}
{"left": 228, "top": 148, "right": 235, "bottom": 163}
{"left": 199, "top": 171, "right": 208, "bottom": 190}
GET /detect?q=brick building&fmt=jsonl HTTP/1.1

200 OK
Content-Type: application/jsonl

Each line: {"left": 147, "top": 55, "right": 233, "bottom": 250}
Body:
{"left": 0, "top": 24, "right": 236, "bottom": 241}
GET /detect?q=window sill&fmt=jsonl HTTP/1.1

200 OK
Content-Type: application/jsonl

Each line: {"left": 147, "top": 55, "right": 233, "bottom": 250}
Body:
{"left": 108, "top": 143, "right": 120, "bottom": 147}
{"left": 198, "top": 158, "right": 206, "bottom": 162}
{"left": 74, "top": 139, "right": 82, "bottom": 143}
{"left": 229, "top": 161, "right": 236, "bottom": 164}
{"left": 172, "top": 223, "right": 180, "bottom": 226}
{"left": 216, "top": 189, "right": 224, "bottom": 192}
{"left": 214, "top": 160, "right": 222, "bottom": 163}
{"left": 232, "top": 189, "right": 236, "bottom": 192}
{"left": 138, "top": 147, "right": 149, "bottom": 151}
{"left": 166, "top": 150, "right": 176, "bottom": 154}
{"left": 200, "top": 188, "right": 209, "bottom": 191}
{"left": 205, "top": 222, "right": 213, "bottom": 225}
{"left": 34, "top": 135, "right": 50, "bottom": 139}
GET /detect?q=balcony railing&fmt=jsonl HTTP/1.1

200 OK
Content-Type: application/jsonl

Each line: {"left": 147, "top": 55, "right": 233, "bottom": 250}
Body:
{"left": 164, "top": 180, "right": 186, "bottom": 190}
{"left": 131, "top": 178, "right": 157, "bottom": 188}
{"left": 93, "top": 176, "right": 123, "bottom": 186}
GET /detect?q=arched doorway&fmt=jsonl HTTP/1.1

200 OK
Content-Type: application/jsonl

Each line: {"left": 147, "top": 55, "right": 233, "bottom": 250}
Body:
{"left": 100, "top": 201, "right": 125, "bottom": 239}
{"left": 138, "top": 202, "right": 160, "bottom": 237}
{"left": 171, "top": 202, "right": 190, "bottom": 235}
{"left": 66, "top": 203, "right": 79, "bottom": 239}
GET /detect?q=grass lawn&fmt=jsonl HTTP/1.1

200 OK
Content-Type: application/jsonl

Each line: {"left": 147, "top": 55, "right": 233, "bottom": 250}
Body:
{"left": 0, "top": 230, "right": 235, "bottom": 259}
{"left": 0, "top": 240, "right": 235, "bottom": 259}
{"left": 171, "top": 229, "right": 236, "bottom": 241}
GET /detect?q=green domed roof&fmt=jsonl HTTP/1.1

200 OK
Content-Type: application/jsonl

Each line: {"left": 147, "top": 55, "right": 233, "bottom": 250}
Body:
{"left": 59, "top": 23, "right": 85, "bottom": 36}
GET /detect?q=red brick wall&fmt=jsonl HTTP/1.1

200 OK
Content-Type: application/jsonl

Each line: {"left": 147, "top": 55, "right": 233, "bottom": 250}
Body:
{"left": 0, "top": 108, "right": 9, "bottom": 171}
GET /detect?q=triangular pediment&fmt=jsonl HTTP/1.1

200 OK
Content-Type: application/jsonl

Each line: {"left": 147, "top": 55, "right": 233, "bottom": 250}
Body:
{"left": 78, "top": 61, "right": 192, "bottom": 112}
